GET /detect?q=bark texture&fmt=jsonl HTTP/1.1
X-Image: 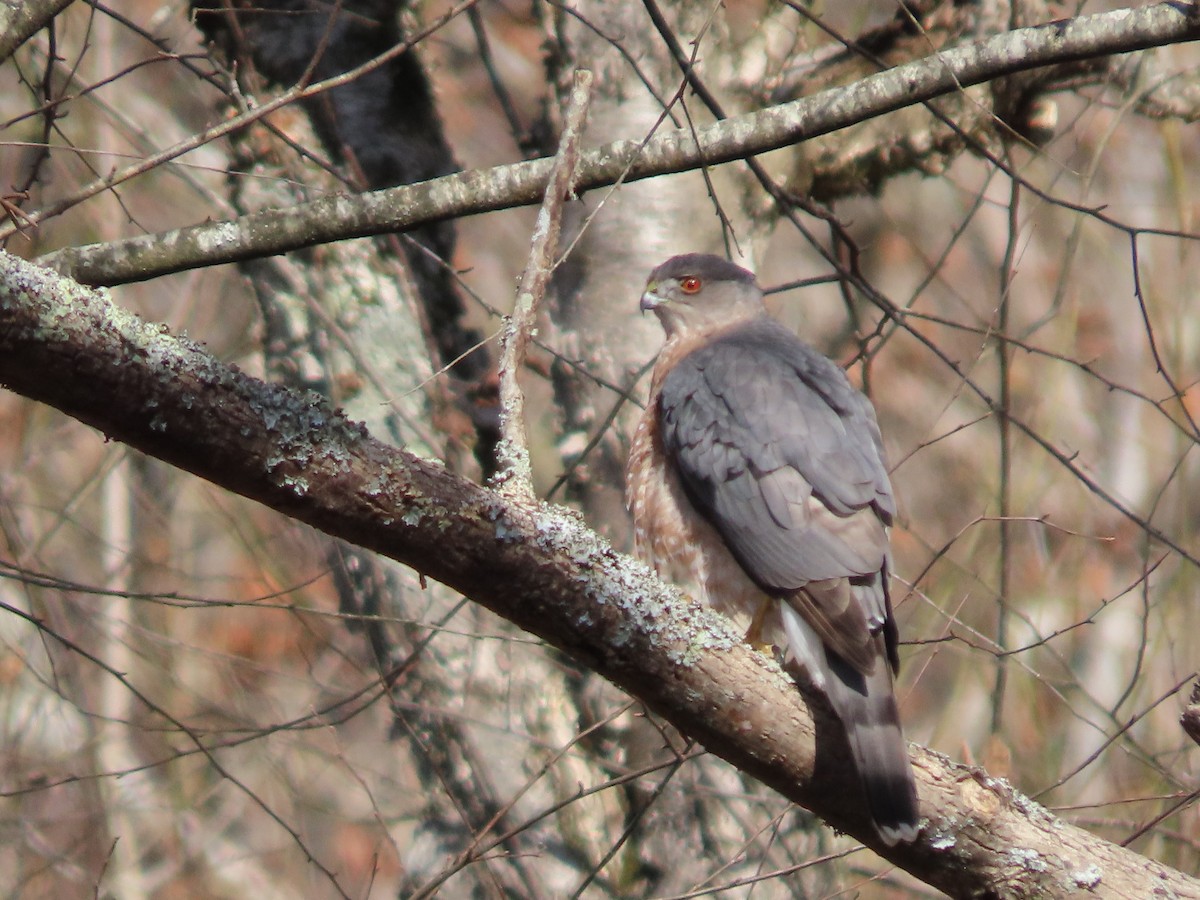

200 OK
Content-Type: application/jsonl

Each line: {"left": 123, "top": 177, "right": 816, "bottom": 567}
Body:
{"left": 3, "top": 250, "right": 1199, "bottom": 899}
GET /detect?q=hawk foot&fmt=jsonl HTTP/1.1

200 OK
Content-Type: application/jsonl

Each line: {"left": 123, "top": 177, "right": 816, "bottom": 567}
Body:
{"left": 744, "top": 600, "right": 775, "bottom": 655}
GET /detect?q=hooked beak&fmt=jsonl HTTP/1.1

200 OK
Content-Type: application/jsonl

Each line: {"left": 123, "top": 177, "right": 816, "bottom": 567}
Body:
{"left": 640, "top": 282, "right": 665, "bottom": 313}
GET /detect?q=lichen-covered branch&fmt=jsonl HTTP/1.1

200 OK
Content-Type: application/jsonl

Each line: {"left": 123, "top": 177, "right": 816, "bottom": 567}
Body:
{"left": 0, "top": 0, "right": 74, "bottom": 63}
{"left": 37, "top": 2, "right": 1200, "bottom": 287}
{"left": 4, "top": 252, "right": 1200, "bottom": 897}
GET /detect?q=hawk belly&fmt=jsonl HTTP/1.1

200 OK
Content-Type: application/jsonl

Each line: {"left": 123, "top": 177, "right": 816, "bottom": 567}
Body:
{"left": 627, "top": 397, "right": 765, "bottom": 631}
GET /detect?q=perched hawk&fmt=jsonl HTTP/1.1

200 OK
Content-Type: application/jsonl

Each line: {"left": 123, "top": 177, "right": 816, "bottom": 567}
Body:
{"left": 626, "top": 253, "right": 919, "bottom": 845}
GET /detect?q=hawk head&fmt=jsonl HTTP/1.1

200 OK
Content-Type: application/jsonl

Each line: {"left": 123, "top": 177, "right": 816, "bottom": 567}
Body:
{"left": 640, "top": 253, "right": 764, "bottom": 338}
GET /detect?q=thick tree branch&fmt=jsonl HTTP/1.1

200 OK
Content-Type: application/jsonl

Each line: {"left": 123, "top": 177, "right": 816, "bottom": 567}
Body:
{"left": 3, "top": 252, "right": 1200, "bottom": 897}
{"left": 0, "top": 0, "right": 74, "bottom": 63}
{"left": 37, "top": 2, "right": 1200, "bottom": 287}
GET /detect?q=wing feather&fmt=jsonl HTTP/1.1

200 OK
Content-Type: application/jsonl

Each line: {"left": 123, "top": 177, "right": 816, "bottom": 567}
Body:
{"left": 660, "top": 318, "right": 896, "bottom": 672}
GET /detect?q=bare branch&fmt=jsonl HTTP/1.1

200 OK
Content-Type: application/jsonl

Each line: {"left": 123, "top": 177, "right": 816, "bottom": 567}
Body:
{"left": 36, "top": 2, "right": 1200, "bottom": 287}
{"left": 495, "top": 69, "right": 592, "bottom": 496}
{"left": 4, "top": 247, "right": 1200, "bottom": 897}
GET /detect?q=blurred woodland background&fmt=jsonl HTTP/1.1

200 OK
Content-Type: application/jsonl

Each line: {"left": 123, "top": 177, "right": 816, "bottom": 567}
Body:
{"left": 1, "top": 0, "right": 1199, "bottom": 896}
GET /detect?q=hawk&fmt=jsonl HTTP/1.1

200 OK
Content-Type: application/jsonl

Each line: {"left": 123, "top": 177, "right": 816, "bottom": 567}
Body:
{"left": 626, "top": 253, "right": 919, "bottom": 845}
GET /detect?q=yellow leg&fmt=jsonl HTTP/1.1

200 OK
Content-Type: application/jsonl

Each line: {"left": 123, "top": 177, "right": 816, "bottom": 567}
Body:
{"left": 744, "top": 600, "right": 774, "bottom": 654}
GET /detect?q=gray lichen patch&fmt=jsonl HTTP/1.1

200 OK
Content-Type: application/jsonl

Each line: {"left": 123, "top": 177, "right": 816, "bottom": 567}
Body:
{"left": 525, "top": 498, "right": 740, "bottom": 667}
{"left": 1005, "top": 847, "right": 1047, "bottom": 875}
{"left": 491, "top": 436, "right": 534, "bottom": 496}
{"left": 1069, "top": 865, "right": 1102, "bottom": 890}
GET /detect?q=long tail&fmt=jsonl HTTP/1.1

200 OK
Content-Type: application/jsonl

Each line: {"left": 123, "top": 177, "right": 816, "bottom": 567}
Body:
{"left": 781, "top": 606, "right": 919, "bottom": 845}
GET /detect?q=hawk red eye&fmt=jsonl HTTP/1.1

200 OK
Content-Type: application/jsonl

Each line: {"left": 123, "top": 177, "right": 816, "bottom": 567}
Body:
{"left": 679, "top": 276, "right": 702, "bottom": 294}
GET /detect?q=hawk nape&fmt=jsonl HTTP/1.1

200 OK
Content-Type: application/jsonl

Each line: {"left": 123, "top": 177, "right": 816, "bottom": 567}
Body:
{"left": 625, "top": 253, "right": 919, "bottom": 845}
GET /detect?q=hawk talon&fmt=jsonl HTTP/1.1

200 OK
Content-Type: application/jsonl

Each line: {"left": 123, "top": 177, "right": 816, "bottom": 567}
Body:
{"left": 746, "top": 638, "right": 775, "bottom": 657}
{"left": 744, "top": 599, "right": 774, "bottom": 654}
